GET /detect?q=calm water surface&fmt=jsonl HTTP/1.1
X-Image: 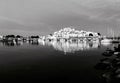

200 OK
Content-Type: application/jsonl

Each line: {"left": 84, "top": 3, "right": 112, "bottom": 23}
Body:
{"left": 0, "top": 41, "right": 118, "bottom": 82}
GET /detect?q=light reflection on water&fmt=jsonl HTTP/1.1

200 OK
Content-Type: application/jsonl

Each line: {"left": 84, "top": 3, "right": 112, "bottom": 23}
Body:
{"left": 43, "top": 41, "right": 101, "bottom": 53}
{"left": 39, "top": 40, "right": 113, "bottom": 53}
{"left": 0, "top": 39, "right": 113, "bottom": 53}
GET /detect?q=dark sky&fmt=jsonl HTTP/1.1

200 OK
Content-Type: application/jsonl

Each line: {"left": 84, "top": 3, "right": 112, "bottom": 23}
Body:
{"left": 0, "top": 0, "right": 120, "bottom": 36}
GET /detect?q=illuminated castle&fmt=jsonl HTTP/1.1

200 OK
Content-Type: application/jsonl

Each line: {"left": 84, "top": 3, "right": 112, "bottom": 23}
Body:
{"left": 46, "top": 27, "right": 101, "bottom": 40}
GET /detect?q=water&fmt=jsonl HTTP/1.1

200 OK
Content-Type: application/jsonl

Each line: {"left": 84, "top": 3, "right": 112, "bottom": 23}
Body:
{"left": 0, "top": 40, "right": 119, "bottom": 82}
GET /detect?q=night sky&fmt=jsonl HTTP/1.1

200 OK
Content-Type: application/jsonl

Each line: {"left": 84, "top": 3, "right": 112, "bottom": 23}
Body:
{"left": 0, "top": 0, "right": 120, "bottom": 36}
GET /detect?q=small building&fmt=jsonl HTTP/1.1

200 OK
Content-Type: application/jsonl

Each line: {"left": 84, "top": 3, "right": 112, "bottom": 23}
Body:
{"left": 15, "top": 35, "right": 24, "bottom": 41}
{"left": 4, "top": 35, "right": 15, "bottom": 41}
{"left": 29, "top": 36, "right": 40, "bottom": 42}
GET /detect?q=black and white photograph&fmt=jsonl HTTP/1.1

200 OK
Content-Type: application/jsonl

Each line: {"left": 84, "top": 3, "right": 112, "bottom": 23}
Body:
{"left": 0, "top": 0, "right": 120, "bottom": 83}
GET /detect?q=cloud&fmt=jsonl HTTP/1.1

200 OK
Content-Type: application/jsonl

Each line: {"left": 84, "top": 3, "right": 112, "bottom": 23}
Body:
{"left": 64, "top": 0, "right": 120, "bottom": 21}
{"left": 0, "top": 16, "right": 24, "bottom": 26}
{"left": 0, "top": 0, "right": 119, "bottom": 36}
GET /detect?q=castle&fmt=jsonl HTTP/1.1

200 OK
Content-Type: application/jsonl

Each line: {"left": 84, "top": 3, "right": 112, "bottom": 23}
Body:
{"left": 45, "top": 27, "right": 101, "bottom": 41}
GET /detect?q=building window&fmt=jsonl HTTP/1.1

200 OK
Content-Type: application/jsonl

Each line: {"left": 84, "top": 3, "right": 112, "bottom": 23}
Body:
{"left": 89, "top": 33, "right": 93, "bottom": 36}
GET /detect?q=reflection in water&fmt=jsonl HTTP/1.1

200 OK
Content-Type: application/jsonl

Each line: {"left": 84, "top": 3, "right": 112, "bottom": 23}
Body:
{"left": 39, "top": 39, "right": 101, "bottom": 53}
{"left": 0, "top": 39, "right": 105, "bottom": 53}
{"left": 0, "top": 39, "right": 112, "bottom": 54}
{"left": 101, "top": 42, "right": 112, "bottom": 47}
{"left": 29, "top": 40, "right": 39, "bottom": 45}
{"left": 95, "top": 44, "right": 120, "bottom": 83}
{"left": 1, "top": 40, "right": 24, "bottom": 46}
{"left": 2, "top": 41, "right": 15, "bottom": 46}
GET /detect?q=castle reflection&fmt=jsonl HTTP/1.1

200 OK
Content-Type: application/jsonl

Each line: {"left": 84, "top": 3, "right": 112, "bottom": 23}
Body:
{"left": 38, "top": 39, "right": 102, "bottom": 53}
{"left": 0, "top": 39, "right": 112, "bottom": 54}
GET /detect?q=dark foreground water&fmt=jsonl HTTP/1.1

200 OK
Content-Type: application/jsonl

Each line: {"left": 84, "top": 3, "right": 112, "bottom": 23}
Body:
{"left": 0, "top": 40, "right": 119, "bottom": 83}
